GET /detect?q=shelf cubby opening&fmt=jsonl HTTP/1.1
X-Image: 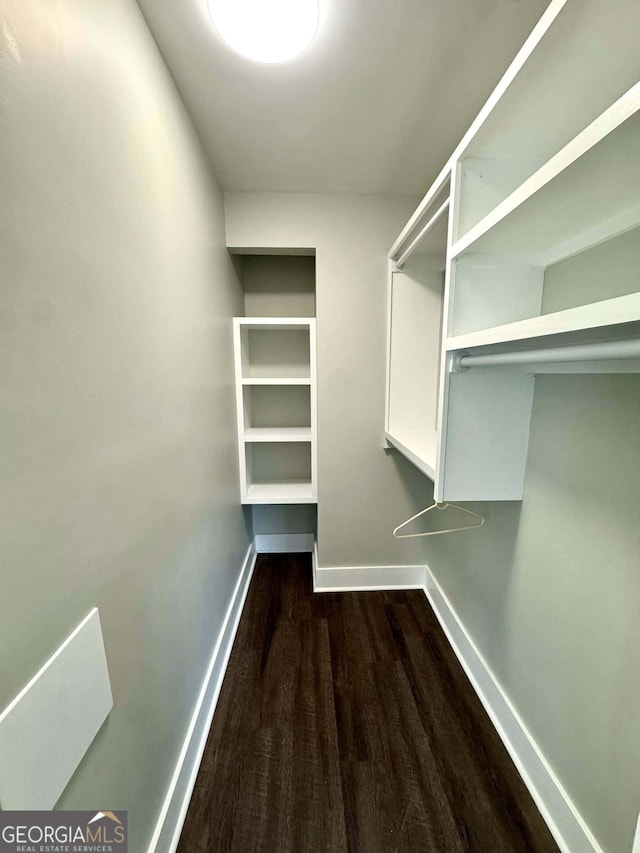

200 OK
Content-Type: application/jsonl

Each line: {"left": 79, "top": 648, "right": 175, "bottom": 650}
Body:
{"left": 245, "top": 442, "right": 314, "bottom": 504}
{"left": 240, "top": 326, "right": 311, "bottom": 380}
{"left": 243, "top": 384, "right": 311, "bottom": 431}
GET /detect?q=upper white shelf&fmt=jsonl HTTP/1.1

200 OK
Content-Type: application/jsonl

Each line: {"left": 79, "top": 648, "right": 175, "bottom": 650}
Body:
{"left": 451, "top": 82, "right": 640, "bottom": 266}
{"left": 458, "top": 0, "right": 640, "bottom": 165}
{"left": 446, "top": 293, "right": 640, "bottom": 352}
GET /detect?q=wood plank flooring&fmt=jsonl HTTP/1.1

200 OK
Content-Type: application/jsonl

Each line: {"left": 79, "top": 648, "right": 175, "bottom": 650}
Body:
{"left": 178, "top": 554, "right": 559, "bottom": 852}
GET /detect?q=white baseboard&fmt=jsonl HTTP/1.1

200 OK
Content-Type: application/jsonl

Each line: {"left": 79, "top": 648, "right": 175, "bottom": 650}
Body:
{"left": 254, "top": 533, "right": 314, "bottom": 553}
{"left": 423, "top": 566, "right": 603, "bottom": 853}
{"left": 632, "top": 813, "right": 640, "bottom": 853}
{"left": 313, "top": 550, "right": 425, "bottom": 592}
{"left": 147, "top": 543, "right": 257, "bottom": 853}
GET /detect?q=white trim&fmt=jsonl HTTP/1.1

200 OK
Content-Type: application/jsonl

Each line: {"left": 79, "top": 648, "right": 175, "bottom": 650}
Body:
{"left": 254, "top": 533, "right": 314, "bottom": 553}
{"left": 423, "top": 566, "right": 604, "bottom": 853}
{"left": 147, "top": 544, "right": 257, "bottom": 853}
{"left": 633, "top": 812, "right": 640, "bottom": 853}
{"left": 313, "top": 562, "right": 426, "bottom": 593}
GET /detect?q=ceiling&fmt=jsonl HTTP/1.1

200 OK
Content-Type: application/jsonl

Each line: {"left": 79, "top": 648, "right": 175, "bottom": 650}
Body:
{"left": 137, "top": 0, "right": 549, "bottom": 195}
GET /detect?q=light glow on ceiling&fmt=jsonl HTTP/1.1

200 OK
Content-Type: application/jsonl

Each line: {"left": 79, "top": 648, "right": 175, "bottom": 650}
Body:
{"left": 208, "top": 0, "right": 319, "bottom": 64}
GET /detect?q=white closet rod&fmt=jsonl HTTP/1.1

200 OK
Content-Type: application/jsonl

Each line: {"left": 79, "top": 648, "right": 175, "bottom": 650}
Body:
{"left": 452, "top": 338, "right": 640, "bottom": 371}
{"left": 393, "top": 199, "right": 449, "bottom": 270}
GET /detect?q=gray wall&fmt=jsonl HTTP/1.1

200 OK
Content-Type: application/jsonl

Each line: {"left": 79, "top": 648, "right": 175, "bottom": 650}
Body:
{"left": 0, "top": 1, "right": 250, "bottom": 849}
{"left": 242, "top": 255, "right": 316, "bottom": 318}
{"left": 424, "top": 375, "right": 640, "bottom": 853}
{"left": 224, "top": 192, "right": 640, "bottom": 852}
{"left": 252, "top": 505, "right": 317, "bottom": 536}
{"left": 224, "top": 192, "right": 430, "bottom": 567}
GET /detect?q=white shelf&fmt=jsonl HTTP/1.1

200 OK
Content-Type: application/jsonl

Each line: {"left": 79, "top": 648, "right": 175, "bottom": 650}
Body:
{"left": 243, "top": 367, "right": 311, "bottom": 380}
{"left": 235, "top": 317, "right": 315, "bottom": 329}
{"left": 446, "top": 293, "right": 640, "bottom": 352}
{"left": 451, "top": 83, "right": 640, "bottom": 266}
{"left": 244, "top": 428, "right": 312, "bottom": 443}
{"left": 241, "top": 378, "right": 312, "bottom": 386}
{"left": 384, "top": 429, "right": 437, "bottom": 481}
{"left": 244, "top": 482, "right": 316, "bottom": 504}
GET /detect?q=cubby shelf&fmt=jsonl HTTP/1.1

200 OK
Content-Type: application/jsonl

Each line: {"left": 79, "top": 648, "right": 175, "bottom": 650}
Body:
{"left": 241, "top": 378, "right": 312, "bottom": 385}
{"left": 384, "top": 0, "right": 640, "bottom": 503}
{"left": 244, "top": 427, "right": 312, "bottom": 443}
{"left": 234, "top": 317, "right": 317, "bottom": 505}
{"left": 245, "top": 482, "right": 315, "bottom": 504}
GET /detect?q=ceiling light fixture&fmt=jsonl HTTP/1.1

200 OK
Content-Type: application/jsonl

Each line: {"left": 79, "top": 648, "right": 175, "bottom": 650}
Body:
{"left": 208, "top": 0, "right": 319, "bottom": 64}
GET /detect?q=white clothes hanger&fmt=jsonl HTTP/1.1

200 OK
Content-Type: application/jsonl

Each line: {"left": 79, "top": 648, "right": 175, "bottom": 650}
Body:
{"left": 393, "top": 501, "right": 485, "bottom": 539}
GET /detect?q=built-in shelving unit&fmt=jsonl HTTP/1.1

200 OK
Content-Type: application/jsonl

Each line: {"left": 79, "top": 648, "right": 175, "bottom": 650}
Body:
{"left": 234, "top": 318, "right": 318, "bottom": 504}
{"left": 384, "top": 0, "right": 640, "bottom": 501}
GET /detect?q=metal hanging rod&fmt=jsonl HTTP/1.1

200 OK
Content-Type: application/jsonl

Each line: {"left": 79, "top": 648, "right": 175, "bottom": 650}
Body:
{"left": 452, "top": 338, "right": 640, "bottom": 372}
{"left": 392, "top": 199, "right": 449, "bottom": 270}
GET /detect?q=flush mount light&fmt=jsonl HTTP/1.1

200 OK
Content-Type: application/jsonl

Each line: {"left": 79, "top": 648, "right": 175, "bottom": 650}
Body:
{"left": 208, "top": 0, "right": 319, "bottom": 64}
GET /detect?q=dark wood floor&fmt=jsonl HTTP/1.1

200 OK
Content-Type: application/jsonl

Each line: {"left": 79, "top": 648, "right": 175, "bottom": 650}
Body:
{"left": 178, "top": 554, "right": 558, "bottom": 853}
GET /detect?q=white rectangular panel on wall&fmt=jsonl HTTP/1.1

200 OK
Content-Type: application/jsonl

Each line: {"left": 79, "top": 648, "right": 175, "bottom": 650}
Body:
{"left": 0, "top": 608, "right": 113, "bottom": 810}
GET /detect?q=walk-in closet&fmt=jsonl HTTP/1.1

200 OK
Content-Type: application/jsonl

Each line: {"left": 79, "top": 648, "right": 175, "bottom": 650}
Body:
{"left": 1, "top": 1, "right": 638, "bottom": 852}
